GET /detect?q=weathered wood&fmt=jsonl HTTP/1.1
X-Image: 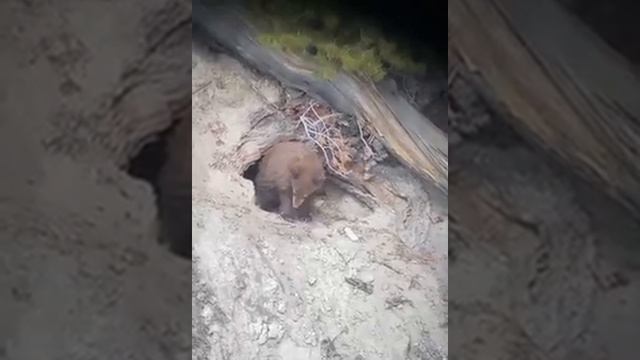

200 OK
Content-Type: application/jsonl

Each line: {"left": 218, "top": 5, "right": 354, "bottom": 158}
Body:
{"left": 449, "top": 0, "right": 640, "bottom": 216}
{"left": 194, "top": 0, "right": 448, "bottom": 192}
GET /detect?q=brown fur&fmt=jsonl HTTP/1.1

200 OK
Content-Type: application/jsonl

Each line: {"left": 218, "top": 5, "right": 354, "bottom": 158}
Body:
{"left": 254, "top": 141, "right": 326, "bottom": 221}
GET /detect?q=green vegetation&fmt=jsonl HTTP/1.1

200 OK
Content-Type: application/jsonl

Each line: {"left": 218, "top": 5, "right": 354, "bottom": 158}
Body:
{"left": 247, "top": 0, "right": 427, "bottom": 81}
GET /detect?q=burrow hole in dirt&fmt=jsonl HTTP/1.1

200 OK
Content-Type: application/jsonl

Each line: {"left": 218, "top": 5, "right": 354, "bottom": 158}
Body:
{"left": 242, "top": 160, "right": 260, "bottom": 183}
{"left": 126, "top": 119, "right": 190, "bottom": 260}
{"left": 242, "top": 155, "right": 269, "bottom": 212}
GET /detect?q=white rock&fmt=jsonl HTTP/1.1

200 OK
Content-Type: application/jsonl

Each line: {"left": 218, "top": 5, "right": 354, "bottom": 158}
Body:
{"left": 267, "top": 322, "right": 284, "bottom": 339}
{"left": 344, "top": 227, "right": 359, "bottom": 241}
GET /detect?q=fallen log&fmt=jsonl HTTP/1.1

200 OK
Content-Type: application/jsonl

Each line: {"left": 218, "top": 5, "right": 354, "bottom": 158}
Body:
{"left": 449, "top": 0, "right": 640, "bottom": 216}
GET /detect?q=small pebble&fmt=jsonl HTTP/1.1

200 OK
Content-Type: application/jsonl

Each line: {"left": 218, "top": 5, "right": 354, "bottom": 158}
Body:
{"left": 251, "top": 321, "right": 267, "bottom": 343}
{"left": 277, "top": 301, "right": 287, "bottom": 314}
{"left": 304, "top": 330, "right": 317, "bottom": 346}
{"left": 257, "top": 333, "right": 268, "bottom": 345}
{"left": 268, "top": 322, "right": 284, "bottom": 339}
{"left": 344, "top": 227, "right": 359, "bottom": 241}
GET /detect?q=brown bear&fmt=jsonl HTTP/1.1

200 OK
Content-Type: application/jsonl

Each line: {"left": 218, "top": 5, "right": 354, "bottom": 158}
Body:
{"left": 254, "top": 141, "right": 326, "bottom": 221}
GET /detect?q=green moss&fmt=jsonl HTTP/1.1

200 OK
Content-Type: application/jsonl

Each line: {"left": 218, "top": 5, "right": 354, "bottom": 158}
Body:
{"left": 249, "top": 0, "right": 427, "bottom": 81}
{"left": 319, "top": 44, "right": 386, "bottom": 81}
{"left": 258, "top": 33, "right": 312, "bottom": 53}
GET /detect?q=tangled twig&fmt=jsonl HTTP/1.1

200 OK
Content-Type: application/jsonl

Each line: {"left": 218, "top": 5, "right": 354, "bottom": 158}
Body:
{"left": 296, "top": 101, "right": 364, "bottom": 177}
{"left": 298, "top": 106, "right": 342, "bottom": 175}
{"left": 294, "top": 98, "right": 379, "bottom": 180}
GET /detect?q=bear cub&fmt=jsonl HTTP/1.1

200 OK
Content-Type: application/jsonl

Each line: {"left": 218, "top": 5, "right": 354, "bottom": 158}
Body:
{"left": 254, "top": 141, "right": 326, "bottom": 221}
